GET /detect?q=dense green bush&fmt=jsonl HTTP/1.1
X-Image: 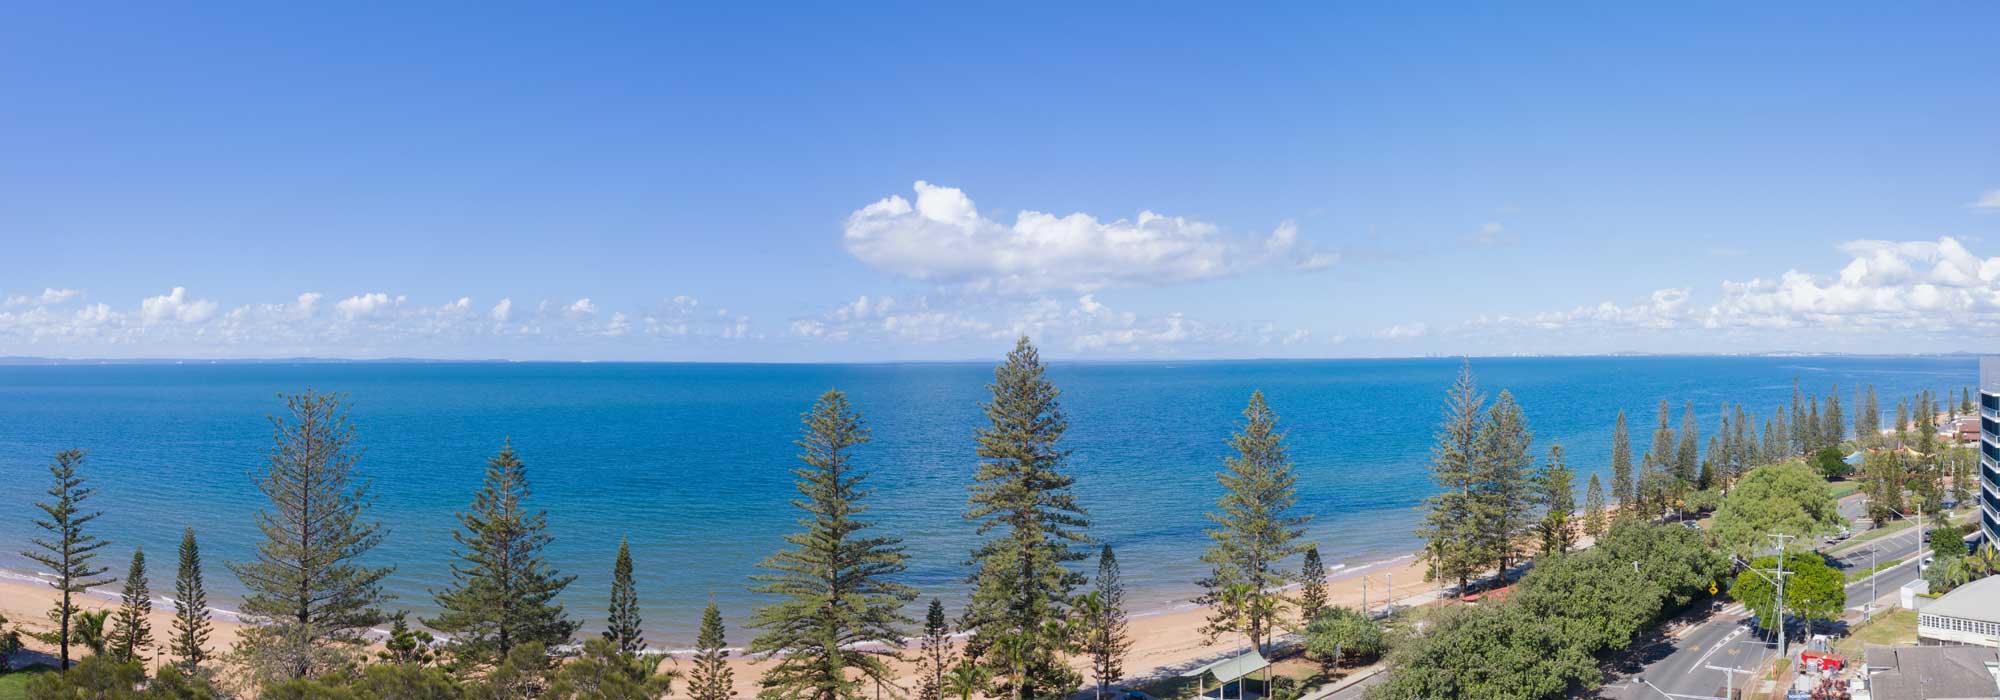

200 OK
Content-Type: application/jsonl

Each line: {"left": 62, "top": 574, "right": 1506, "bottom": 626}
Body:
{"left": 1367, "top": 521, "right": 1729, "bottom": 700}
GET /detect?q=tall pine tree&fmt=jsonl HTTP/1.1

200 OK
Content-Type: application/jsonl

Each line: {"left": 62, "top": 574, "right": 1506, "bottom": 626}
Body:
{"left": 604, "top": 538, "right": 643, "bottom": 654}
{"left": 1610, "top": 410, "right": 1634, "bottom": 508}
{"left": 1582, "top": 474, "right": 1607, "bottom": 538}
{"left": 1636, "top": 400, "right": 1677, "bottom": 513}
{"left": 1856, "top": 386, "right": 1872, "bottom": 446}
{"left": 913, "top": 599, "right": 957, "bottom": 700}
{"left": 1418, "top": 361, "right": 1486, "bottom": 592}
{"left": 1675, "top": 401, "right": 1699, "bottom": 489}
{"left": 962, "top": 337, "right": 1090, "bottom": 700}
{"left": 428, "top": 441, "right": 579, "bottom": 667}
{"left": 748, "top": 390, "right": 917, "bottom": 700}
{"left": 1083, "top": 546, "right": 1129, "bottom": 700}
{"left": 230, "top": 391, "right": 392, "bottom": 681}
{"left": 1535, "top": 445, "right": 1576, "bottom": 556}
{"left": 1800, "top": 378, "right": 1816, "bottom": 454}
{"left": 1296, "top": 547, "right": 1328, "bottom": 625}
{"left": 1474, "top": 391, "right": 1535, "bottom": 574}
{"left": 689, "top": 600, "right": 736, "bottom": 700}
{"left": 22, "top": 449, "right": 114, "bottom": 670}
{"left": 108, "top": 548, "right": 153, "bottom": 663}
{"left": 1732, "top": 404, "right": 1754, "bottom": 479}
{"left": 171, "top": 528, "right": 211, "bottom": 673}
{"left": 1197, "top": 391, "right": 1310, "bottom": 654}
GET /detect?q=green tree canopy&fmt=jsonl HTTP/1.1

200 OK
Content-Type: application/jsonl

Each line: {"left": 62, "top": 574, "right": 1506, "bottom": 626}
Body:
{"left": 1417, "top": 361, "right": 1487, "bottom": 591}
{"left": 1730, "top": 551, "right": 1845, "bottom": 638}
{"left": 171, "top": 528, "right": 212, "bottom": 672}
{"left": 108, "top": 548, "right": 153, "bottom": 663}
{"left": 1303, "top": 607, "right": 1382, "bottom": 672}
{"left": 1197, "top": 391, "right": 1310, "bottom": 654}
{"left": 428, "top": 441, "right": 579, "bottom": 668}
{"left": 544, "top": 637, "right": 674, "bottom": 700}
{"left": 1708, "top": 462, "right": 1842, "bottom": 559}
{"left": 604, "top": 538, "right": 643, "bottom": 654}
{"left": 961, "top": 337, "right": 1090, "bottom": 700}
{"left": 688, "top": 601, "right": 736, "bottom": 700}
{"left": 23, "top": 449, "right": 115, "bottom": 670}
{"left": 748, "top": 390, "right": 916, "bottom": 700}
{"left": 230, "top": 390, "right": 393, "bottom": 682}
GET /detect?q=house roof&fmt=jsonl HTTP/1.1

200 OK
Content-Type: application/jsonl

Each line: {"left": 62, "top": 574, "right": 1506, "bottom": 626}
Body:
{"left": 1181, "top": 650, "right": 1270, "bottom": 684}
{"left": 1863, "top": 645, "right": 2000, "bottom": 700}
{"left": 1927, "top": 575, "right": 2000, "bottom": 625}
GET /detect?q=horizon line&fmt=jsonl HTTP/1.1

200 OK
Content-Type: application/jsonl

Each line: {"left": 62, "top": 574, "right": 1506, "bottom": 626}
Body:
{"left": 0, "top": 350, "right": 1989, "bottom": 367}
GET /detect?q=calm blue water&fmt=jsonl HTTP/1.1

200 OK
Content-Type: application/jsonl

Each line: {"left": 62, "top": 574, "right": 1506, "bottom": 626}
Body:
{"left": 0, "top": 356, "right": 1976, "bottom": 644}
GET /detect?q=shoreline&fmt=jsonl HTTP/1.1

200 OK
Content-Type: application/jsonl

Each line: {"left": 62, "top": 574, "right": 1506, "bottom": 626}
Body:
{"left": 0, "top": 549, "right": 1441, "bottom": 692}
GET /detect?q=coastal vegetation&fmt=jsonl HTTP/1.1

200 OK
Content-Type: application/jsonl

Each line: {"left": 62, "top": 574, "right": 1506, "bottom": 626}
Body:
{"left": 3, "top": 345, "right": 1990, "bottom": 700}
{"left": 745, "top": 390, "right": 915, "bottom": 700}
{"left": 1195, "top": 391, "right": 1310, "bottom": 656}
{"left": 21, "top": 449, "right": 115, "bottom": 670}
{"left": 229, "top": 391, "right": 393, "bottom": 683}
{"left": 426, "top": 441, "right": 579, "bottom": 669}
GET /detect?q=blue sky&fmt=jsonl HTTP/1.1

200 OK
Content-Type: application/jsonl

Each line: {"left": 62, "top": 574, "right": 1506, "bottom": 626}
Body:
{"left": 4, "top": 3, "right": 1998, "bottom": 360}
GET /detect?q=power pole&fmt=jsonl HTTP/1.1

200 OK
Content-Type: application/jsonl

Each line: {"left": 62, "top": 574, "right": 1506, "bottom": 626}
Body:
{"left": 1767, "top": 533, "right": 1796, "bottom": 659}
{"left": 1385, "top": 572, "right": 1393, "bottom": 615}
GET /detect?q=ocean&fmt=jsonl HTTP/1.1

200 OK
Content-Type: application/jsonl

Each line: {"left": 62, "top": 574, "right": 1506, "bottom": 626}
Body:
{"left": 0, "top": 356, "right": 1976, "bottom": 644}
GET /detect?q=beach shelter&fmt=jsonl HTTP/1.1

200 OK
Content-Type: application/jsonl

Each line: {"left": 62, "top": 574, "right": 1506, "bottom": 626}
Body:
{"left": 1182, "top": 649, "right": 1272, "bottom": 700}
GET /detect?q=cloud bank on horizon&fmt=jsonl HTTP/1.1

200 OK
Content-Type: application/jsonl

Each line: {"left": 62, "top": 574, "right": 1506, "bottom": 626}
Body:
{"left": 8, "top": 181, "right": 2000, "bottom": 360}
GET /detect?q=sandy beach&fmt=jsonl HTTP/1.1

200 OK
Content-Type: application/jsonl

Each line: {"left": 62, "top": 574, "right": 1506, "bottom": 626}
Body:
{"left": 0, "top": 552, "right": 1437, "bottom": 695}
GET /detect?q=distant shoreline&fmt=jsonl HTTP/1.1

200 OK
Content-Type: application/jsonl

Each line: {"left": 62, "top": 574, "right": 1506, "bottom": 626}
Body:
{"left": 0, "top": 352, "right": 1985, "bottom": 366}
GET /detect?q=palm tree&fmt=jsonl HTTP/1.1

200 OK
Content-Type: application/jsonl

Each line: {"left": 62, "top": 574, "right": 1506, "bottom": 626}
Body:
{"left": 946, "top": 659, "right": 989, "bottom": 700}
{"left": 1966, "top": 543, "right": 1999, "bottom": 577}
{"left": 71, "top": 609, "right": 110, "bottom": 656}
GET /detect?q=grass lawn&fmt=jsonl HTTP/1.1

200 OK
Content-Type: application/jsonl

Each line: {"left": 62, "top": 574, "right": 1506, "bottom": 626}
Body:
{"left": 1840, "top": 556, "right": 1904, "bottom": 576}
{"left": 1827, "top": 479, "right": 1861, "bottom": 499}
{"left": 1843, "top": 517, "right": 1918, "bottom": 547}
{"left": 0, "top": 665, "right": 56, "bottom": 700}
{"left": 1834, "top": 609, "right": 1918, "bottom": 659}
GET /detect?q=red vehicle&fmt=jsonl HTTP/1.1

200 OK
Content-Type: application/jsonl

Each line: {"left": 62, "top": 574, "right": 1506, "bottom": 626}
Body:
{"left": 1799, "top": 650, "right": 1845, "bottom": 673}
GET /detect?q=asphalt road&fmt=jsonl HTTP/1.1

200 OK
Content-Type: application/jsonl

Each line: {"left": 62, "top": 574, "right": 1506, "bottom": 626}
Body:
{"left": 1598, "top": 525, "right": 1928, "bottom": 700}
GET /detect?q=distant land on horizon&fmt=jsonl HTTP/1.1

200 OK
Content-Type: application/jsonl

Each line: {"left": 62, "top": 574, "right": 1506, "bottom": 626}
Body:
{"left": 0, "top": 350, "right": 1990, "bottom": 366}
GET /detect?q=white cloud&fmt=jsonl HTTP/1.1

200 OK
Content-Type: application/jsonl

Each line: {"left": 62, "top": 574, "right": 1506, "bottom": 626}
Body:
{"left": 1970, "top": 189, "right": 2000, "bottom": 211}
{"left": 291, "top": 292, "right": 323, "bottom": 319}
{"left": 139, "top": 287, "right": 218, "bottom": 324}
{"left": 1472, "top": 222, "right": 1517, "bottom": 247}
{"left": 1463, "top": 236, "right": 2000, "bottom": 343}
{"left": 0, "top": 288, "right": 747, "bottom": 359}
{"left": 40, "top": 288, "right": 81, "bottom": 304}
{"left": 1481, "top": 287, "right": 1694, "bottom": 331}
{"left": 568, "top": 298, "right": 597, "bottom": 317}
{"left": 334, "top": 292, "right": 400, "bottom": 321}
{"left": 788, "top": 292, "right": 1309, "bottom": 354}
{"left": 74, "top": 303, "right": 114, "bottom": 325}
{"left": 1373, "top": 322, "right": 1429, "bottom": 340}
{"left": 843, "top": 181, "right": 1330, "bottom": 293}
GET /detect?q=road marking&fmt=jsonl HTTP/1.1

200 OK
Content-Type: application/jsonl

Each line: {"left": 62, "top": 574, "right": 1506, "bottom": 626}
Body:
{"left": 1689, "top": 627, "right": 1745, "bottom": 674}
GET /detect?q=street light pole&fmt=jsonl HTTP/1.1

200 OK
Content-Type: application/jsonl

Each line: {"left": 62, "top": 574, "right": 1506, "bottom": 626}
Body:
{"left": 1704, "top": 664, "right": 1753, "bottom": 700}
{"left": 1868, "top": 546, "right": 1878, "bottom": 614}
